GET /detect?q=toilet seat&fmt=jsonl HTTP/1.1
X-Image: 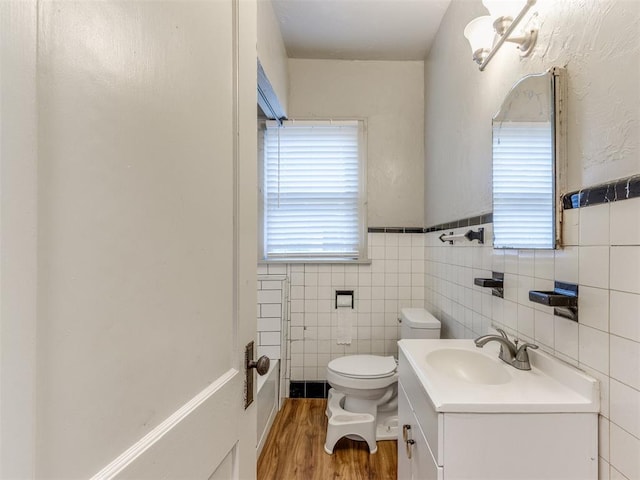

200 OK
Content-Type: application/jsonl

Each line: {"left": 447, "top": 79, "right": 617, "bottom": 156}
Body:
{"left": 327, "top": 355, "right": 398, "bottom": 393}
{"left": 327, "top": 355, "right": 397, "bottom": 379}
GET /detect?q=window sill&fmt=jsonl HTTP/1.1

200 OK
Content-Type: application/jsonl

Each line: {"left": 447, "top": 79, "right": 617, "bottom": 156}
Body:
{"left": 258, "top": 258, "right": 372, "bottom": 265}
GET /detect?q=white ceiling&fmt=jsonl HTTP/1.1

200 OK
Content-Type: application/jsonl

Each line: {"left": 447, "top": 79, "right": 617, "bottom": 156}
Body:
{"left": 271, "top": 0, "right": 452, "bottom": 61}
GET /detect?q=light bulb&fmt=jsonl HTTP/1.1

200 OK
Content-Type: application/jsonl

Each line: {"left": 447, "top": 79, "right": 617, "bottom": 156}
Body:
{"left": 463, "top": 16, "right": 495, "bottom": 64}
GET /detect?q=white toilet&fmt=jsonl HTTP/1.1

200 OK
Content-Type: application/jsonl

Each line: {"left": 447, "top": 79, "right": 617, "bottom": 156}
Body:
{"left": 324, "top": 307, "right": 441, "bottom": 454}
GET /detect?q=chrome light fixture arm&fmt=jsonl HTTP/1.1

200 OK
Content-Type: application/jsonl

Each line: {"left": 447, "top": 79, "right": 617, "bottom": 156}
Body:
{"left": 479, "top": 0, "right": 537, "bottom": 70}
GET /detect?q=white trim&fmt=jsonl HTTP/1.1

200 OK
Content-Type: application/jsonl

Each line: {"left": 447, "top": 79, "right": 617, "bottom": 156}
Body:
{"left": 90, "top": 369, "right": 239, "bottom": 480}
{"left": 237, "top": 0, "right": 259, "bottom": 477}
{"left": 266, "top": 119, "right": 360, "bottom": 128}
{"left": 0, "top": 1, "right": 38, "bottom": 476}
{"left": 358, "top": 120, "right": 368, "bottom": 260}
{"left": 232, "top": 0, "right": 240, "bottom": 372}
{"left": 552, "top": 67, "right": 567, "bottom": 247}
{"left": 259, "top": 258, "right": 372, "bottom": 265}
{"left": 257, "top": 274, "right": 288, "bottom": 281}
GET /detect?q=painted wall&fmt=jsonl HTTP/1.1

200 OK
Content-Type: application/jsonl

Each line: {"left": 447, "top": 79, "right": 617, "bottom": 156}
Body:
{"left": 424, "top": 0, "right": 640, "bottom": 226}
{"left": 257, "top": 0, "right": 289, "bottom": 116}
{"left": 424, "top": 2, "right": 640, "bottom": 478}
{"left": 289, "top": 59, "right": 425, "bottom": 228}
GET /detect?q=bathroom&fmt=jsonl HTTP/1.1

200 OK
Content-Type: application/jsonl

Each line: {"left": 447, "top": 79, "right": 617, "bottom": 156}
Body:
{"left": 1, "top": 0, "right": 638, "bottom": 478}
{"left": 255, "top": 0, "right": 639, "bottom": 478}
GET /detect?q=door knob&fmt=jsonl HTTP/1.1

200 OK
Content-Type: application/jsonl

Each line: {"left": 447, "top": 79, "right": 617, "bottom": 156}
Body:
{"left": 244, "top": 342, "right": 269, "bottom": 409}
{"left": 248, "top": 355, "right": 270, "bottom": 376}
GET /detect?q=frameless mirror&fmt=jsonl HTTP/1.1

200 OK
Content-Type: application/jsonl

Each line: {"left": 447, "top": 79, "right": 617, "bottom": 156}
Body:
{"left": 492, "top": 67, "right": 566, "bottom": 249}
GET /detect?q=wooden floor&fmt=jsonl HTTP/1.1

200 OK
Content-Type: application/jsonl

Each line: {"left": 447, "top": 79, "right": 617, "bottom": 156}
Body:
{"left": 258, "top": 398, "right": 397, "bottom": 480}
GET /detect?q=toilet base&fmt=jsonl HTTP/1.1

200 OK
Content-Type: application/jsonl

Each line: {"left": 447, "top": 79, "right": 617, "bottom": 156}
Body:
{"left": 328, "top": 382, "right": 399, "bottom": 443}
{"left": 376, "top": 411, "right": 398, "bottom": 440}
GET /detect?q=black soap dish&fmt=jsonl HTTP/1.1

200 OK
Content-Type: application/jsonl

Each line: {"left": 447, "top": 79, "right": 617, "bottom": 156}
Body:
{"left": 474, "top": 278, "right": 504, "bottom": 288}
{"left": 528, "top": 291, "right": 578, "bottom": 307}
{"left": 529, "top": 281, "right": 579, "bottom": 322}
{"left": 474, "top": 272, "right": 504, "bottom": 298}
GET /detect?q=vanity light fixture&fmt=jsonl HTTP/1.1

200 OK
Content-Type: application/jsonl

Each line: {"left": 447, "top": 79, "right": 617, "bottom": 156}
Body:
{"left": 464, "top": 0, "right": 538, "bottom": 71}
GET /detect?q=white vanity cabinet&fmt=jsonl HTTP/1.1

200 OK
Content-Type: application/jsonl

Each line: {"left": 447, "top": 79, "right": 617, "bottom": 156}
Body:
{"left": 398, "top": 346, "right": 599, "bottom": 480}
{"left": 398, "top": 380, "right": 442, "bottom": 479}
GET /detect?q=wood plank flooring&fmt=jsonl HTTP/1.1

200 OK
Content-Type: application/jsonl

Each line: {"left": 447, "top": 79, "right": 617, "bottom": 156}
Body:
{"left": 258, "top": 398, "right": 397, "bottom": 480}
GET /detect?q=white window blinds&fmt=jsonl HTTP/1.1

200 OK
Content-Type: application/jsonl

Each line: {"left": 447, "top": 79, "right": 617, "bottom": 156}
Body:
{"left": 263, "top": 120, "right": 366, "bottom": 261}
{"left": 493, "top": 121, "right": 555, "bottom": 249}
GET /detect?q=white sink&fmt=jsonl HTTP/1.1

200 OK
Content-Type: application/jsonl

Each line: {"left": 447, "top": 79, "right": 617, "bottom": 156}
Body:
{"left": 425, "top": 348, "right": 511, "bottom": 385}
{"left": 398, "top": 339, "right": 600, "bottom": 413}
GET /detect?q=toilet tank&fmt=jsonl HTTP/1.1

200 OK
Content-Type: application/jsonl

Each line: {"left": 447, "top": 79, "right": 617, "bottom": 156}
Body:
{"left": 400, "top": 308, "right": 441, "bottom": 339}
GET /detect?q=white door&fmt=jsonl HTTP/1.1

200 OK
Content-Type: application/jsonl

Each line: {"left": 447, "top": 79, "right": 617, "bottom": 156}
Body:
{"left": 0, "top": 0, "right": 258, "bottom": 478}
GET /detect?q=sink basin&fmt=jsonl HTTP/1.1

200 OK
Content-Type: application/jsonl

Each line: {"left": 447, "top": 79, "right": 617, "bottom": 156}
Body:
{"left": 425, "top": 348, "right": 511, "bottom": 385}
{"left": 400, "top": 339, "right": 600, "bottom": 413}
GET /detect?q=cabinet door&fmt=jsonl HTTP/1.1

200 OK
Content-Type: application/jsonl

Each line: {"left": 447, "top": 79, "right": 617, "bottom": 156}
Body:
{"left": 398, "top": 383, "right": 413, "bottom": 480}
{"left": 398, "top": 382, "right": 443, "bottom": 480}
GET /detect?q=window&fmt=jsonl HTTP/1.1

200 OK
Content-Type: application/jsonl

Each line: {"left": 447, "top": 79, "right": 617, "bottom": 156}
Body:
{"left": 260, "top": 120, "right": 367, "bottom": 262}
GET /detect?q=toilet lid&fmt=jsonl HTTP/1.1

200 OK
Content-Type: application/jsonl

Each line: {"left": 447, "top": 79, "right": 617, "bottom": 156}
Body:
{"left": 327, "top": 355, "right": 397, "bottom": 378}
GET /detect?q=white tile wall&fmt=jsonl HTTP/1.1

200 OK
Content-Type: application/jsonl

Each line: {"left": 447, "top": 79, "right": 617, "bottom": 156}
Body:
{"left": 610, "top": 335, "right": 640, "bottom": 391}
{"left": 258, "top": 232, "right": 426, "bottom": 385}
{"left": 610, "top": 424, "right": 640, "bottom": 480}
{"left": 610, "top": 291, "right": 640, "bottom": 342}
{"left": 256, "top": 274, "right": 287, "bottom": 360}
{"left": 424, "top": 226, "right": 494, "bottom": 340}
{"left": 610, "top": 379, "right": 640, "bottom": 439}
{"left": 610, "top": 246, "right": 640, "bottom": 294}
{"left": 610, "top": 197, "right": 640, "bottom": 246}
{"left": 579, "top": 246, "right": 610, "bottom": 289}
{"left": 580, "top": 286, "right": 610, "bottom": 332}
{"left": 424, "top": 199, "right": 640, "bottom": 480}
{"left": 580, "top": 203, "right": 610, "bottom": 246}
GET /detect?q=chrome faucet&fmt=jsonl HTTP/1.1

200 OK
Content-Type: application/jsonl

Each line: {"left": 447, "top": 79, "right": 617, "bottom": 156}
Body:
{"left": 474, "top": 328, "right": 538, "bottom": 370}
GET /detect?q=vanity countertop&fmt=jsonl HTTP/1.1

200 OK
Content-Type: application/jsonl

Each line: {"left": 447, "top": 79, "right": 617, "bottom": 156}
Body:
{"left": 398, "top": 339, "right": 600, "bottom": 414}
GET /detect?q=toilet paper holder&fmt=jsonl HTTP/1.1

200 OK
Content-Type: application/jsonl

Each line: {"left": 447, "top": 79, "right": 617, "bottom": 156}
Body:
{"left": 335, "top": 290, "right": 354, "bottom": 309}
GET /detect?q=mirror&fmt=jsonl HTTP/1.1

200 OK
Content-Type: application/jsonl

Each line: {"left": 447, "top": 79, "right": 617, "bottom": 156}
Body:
{"left": 492, "top": 67, "right": 566, "bottom": 249}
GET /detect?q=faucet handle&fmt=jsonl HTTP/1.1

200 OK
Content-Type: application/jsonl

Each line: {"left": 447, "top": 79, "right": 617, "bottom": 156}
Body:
{"left": 513, "top": 342, "right": 539, "bottom": 370}
{"left": 496, "top": 328, "right": 509, "bottom": 340}
{"left": 516, "top": 342, "right": 538, "bottom": 355}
